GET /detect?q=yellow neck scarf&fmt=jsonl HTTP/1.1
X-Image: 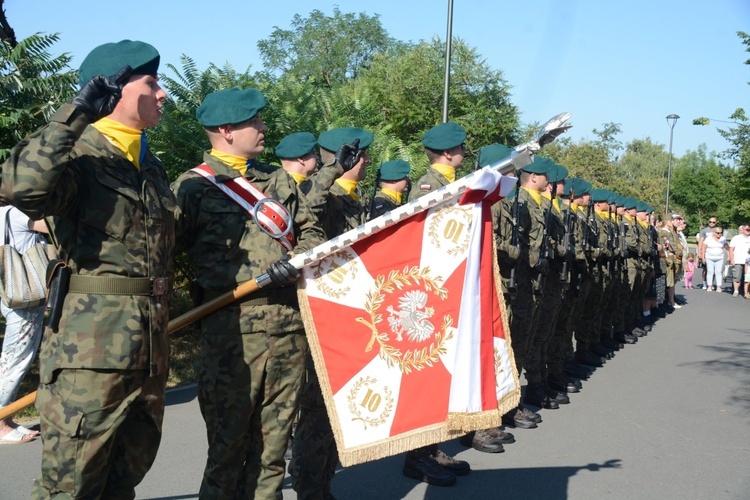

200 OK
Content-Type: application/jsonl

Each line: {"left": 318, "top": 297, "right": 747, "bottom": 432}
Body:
{"left": 595, "top": 209, "right": 611, "bottom": 220}
{"left": 336, "top": 178, "right": 359, "bottom": 202}
{"left": 637, "top": 219, "right": 649, "bottom": 229}
{"left": 521, "top": 186, "right": 542, "bottom": 206}
{"left": 381, "top": 188, "right": 402, "bottom": 204}
{"left": 431, "top": 164, "right": 456, "bottom": 183}
{"left": 93, "top": 117, "right": 143, "bottom": 170}
{"left": 288, "top": 171, "right": 307, "bottom": 185}
{"left": 210, "top": 148, "right": 249, "bottom": 175}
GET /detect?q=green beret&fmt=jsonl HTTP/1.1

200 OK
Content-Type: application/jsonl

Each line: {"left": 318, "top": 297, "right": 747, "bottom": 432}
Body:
{"left": 548, "top": 164, "right": 568, "bottom": 183}
{"left": 379, "top": 159, "right": 411, "bottom": 181}
{"left": 646, "top": 205, "right": 654, "bottom": 214}
{"left": 590, "top": 189, "right": 611, "bottom": 203}
{"left": 318, "top": 127, "right": 374, "bottom": 152}
{"left": 422, "top": 122, "right": 466, "bottom": 151}
{"left": 636, "top": 201, "right": 649, "bottom": 213}
{"left": 79, "top": 40, "right": 159, "bottom": 87}
{"left": 520, "top": 156, "right": 555, "bottom": 175}
{"left": 623, "top": 197, "right": 638, "bottom": 210}
{"left": 563, "top": 178, "right": 591, "bottom": 197}
{"left": 196, "top": 88, "right": 267, "bottom": 127}
{"left": 276, "top": 132, "right": 317, "bottom": 159}
{"left": 478, "top": 143, "right": 514, "bottom": 167}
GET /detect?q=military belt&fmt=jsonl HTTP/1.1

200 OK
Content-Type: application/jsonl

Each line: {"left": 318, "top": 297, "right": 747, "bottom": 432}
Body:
{"left": 68, "top": 275, "right": 171, "bottom": 296}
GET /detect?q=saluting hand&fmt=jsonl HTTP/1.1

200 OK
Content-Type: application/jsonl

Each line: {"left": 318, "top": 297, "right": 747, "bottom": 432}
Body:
{"left": 335, "top": 138, "right": 363, "bottom": 172}
{"left": 71, "top": 65, "right": 132, "bottom": 122}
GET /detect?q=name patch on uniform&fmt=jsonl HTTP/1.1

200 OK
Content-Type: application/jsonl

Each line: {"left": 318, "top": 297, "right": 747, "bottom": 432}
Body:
{"left": 419, "top": 184, "right": 432, "bottom": 191}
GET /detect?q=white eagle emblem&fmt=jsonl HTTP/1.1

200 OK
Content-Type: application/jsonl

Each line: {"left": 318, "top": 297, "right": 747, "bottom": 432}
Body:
{"left": 386, "top": 290, "right": 435, "bottom": 342}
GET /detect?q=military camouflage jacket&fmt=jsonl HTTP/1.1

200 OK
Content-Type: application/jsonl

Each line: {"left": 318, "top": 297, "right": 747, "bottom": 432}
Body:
{"left": 172, "top": 152, "right": 326, "bottom": 335}
{"left": 408, "top": 167, "right": 451, "bottom": 201}
{"left": 594, "top": 211, "right": 613, "bottom": 261}
{"left": 578, "top": 205, "right": 600, "bottom": 263}
{"left": 518, "top": 188, "right": 548, "bottom": 269}
{"left": 493, "top": 192, "right": 530, "bottom": 266}
{"left": 0, "top": 104, "right": 175, "bottom": 378}
{"left": 622, "top": 216, "right": 639, "bottom": 261}
{"left": 321, "top": 182, "right": 366, "bottom": 239}
{"left": 541, "top": 196, "right": 566, "bottom": 272}
{"left": 300, "top": 158, "right": 339, "bottom": 224}
{"left": 368, "top": 190, "right": 400, "bottom": 220}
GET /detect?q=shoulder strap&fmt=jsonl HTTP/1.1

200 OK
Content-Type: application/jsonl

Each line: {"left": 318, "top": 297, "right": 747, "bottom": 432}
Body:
{"left": 4, "top": 209, "right": 12, "bottom": 246}
{"left": 190, "top": 163, "right": 295, "bottom": 251}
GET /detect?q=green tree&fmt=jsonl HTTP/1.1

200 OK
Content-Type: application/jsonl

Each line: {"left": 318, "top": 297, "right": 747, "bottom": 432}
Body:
{"left": 541, "top": 137, "right": 615, "bottom": 188}
{"left": 669, "top": 145, "right": 732, "bottom": 228}
{"left": 257, "top": 7, "right": 398, "bottom": 88}
{"left": 149, "top": 56, "right": 260, "bottom": 180}
{"left": 693, "top": 31, "right": 750, "bottom": 222}
{"left": 614, "top": 138, "right": 671, "bottom": 215}
{"left": 0, "top": 32, "right": 77, "bottom": 159}
{"left": 353, "top": 37, "right": 520, "bottom": 175}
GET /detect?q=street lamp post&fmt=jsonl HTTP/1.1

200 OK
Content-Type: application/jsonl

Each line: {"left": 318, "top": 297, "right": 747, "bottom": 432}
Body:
{"left": 665, "top": 114, "right": 680, "bottom": 215}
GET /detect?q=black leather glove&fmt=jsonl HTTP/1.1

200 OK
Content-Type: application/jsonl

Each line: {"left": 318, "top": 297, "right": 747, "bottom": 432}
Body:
{"left": 534, "top": 257, "right": 549, "bottom": 275}
{"left": 71, "top": 65, "right": 132, "bottom": 122}
{"left": 266, "top": 255, "right": 300, "bottom": 286}
{"left": 335, "top": 138, "right": 363, "bottom": 172}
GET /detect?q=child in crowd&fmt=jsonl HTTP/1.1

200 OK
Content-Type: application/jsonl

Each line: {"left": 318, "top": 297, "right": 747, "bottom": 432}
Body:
{"left": 685, "top": 253, "right": 696, "bottom": 289}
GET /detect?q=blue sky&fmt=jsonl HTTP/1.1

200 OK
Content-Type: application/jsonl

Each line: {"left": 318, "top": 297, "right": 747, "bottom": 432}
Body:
{"left": 7, "top": 0, "right": 749, "bottom": 163}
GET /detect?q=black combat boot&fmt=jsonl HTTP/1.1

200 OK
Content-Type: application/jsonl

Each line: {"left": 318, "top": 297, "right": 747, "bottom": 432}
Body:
{"left": 523, "top": 383, "right": 560, "bottom": 409}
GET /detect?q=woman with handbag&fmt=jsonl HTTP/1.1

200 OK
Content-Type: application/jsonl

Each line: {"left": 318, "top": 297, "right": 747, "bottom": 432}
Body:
{"left": 0, "top": 204, "right": 48, "bottom": 444}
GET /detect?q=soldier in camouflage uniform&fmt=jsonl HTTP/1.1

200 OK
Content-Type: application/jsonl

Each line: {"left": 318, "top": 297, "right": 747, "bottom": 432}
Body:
{"left": 367, "top": 159, "right": 411, "bottom": 220}
{"left": 497, "top": 156, "right": 555, "bottom": 430}
{"left": 289, "top": 127, "right": 374, "bottom": 499}
{"left": 277, "top": 131, "right": 321, "bottom": 186}
{"left": 575, "top": 191, "right": 617, "bottom": 367}
{"left": 402, "top": 122, "right": 472, "bottom": 486}
{"left": 524, "top": 163, "right": 570, "bottom": 410}
{"left": 172, "top": 88, "right": 326, "bottom": 499}
{"left": 457, "top": 144, "right": 522, "bottom": 453}
{"left": 635, "top": 203, "right": 656, "bottom": 327}
{"left": 549, "top": 178, "right": 592, "bottom": 394}
{"left": 1, "top": 40, "right": 175, "bottom": 498}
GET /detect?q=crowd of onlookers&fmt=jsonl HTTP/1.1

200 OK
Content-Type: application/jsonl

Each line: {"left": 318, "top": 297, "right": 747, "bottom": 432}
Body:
{"left": 691, "top": 219, "right": 750, "bottom": 298}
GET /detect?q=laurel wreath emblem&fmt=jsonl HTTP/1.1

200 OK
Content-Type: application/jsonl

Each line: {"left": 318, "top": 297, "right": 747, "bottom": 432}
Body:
{"left": 310, "top": 250, "right": 358, "bottom": 299}
{"left": 427, "top": 205, "right": 472, "bottom": 256}
{"left": 355, "top": 266, "right": 453, "bottom": 374}
{"left": 494, "top": 345, "right": 504, "bottom": 381}
{"left": 346, "top": 376, "right": 394, "bottom": 429}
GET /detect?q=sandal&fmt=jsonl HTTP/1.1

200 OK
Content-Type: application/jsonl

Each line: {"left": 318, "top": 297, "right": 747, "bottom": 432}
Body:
{"left": 0, "top": 428, "right": 37, "bottom": 444}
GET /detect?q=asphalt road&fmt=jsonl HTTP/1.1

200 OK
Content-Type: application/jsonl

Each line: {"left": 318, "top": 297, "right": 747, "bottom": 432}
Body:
{"left": 2, "top": 284, "right": 748, "bottom": 499}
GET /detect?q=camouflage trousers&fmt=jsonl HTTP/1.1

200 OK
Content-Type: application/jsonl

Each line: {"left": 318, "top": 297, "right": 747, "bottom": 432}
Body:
{"left": 289, "top": 354, "right": 338, "bottom": 500}
{"left": 554, "top": 273, "right": 589, "bottom": 373}
{"left": 504, "top": 265, "right": 539, "bottom": 377}
{"left": 198, "top": 330, "right": 307, "bottom": 500}
{"left": 32, "top": 368, "right": 166, "bottom": 499}
{"left": 574, "top": 265, "right": 599, "bottom": 351}
{"left": 613, "top": 266, "right": 634, "bottom": 333}
{"left": 525, "top": 273, "right": 563, "bottom": 384}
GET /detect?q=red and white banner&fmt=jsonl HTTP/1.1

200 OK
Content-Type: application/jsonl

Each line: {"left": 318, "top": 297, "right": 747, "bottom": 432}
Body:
{"left": 298, "top": 169, "right": 520, "bottom": 466}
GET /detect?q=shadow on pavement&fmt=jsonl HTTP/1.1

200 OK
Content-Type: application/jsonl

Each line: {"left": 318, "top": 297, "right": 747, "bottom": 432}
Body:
{"left": 280, "top": 452, "right": 622, "bottom": 499}
{"left": 691, "top": 341, "right": 750, "bottom": 412}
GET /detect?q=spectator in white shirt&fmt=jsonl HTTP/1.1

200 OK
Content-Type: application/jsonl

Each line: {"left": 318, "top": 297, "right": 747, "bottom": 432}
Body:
{"left": 728, "top": 224, "right": 750, "bottom": 297}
